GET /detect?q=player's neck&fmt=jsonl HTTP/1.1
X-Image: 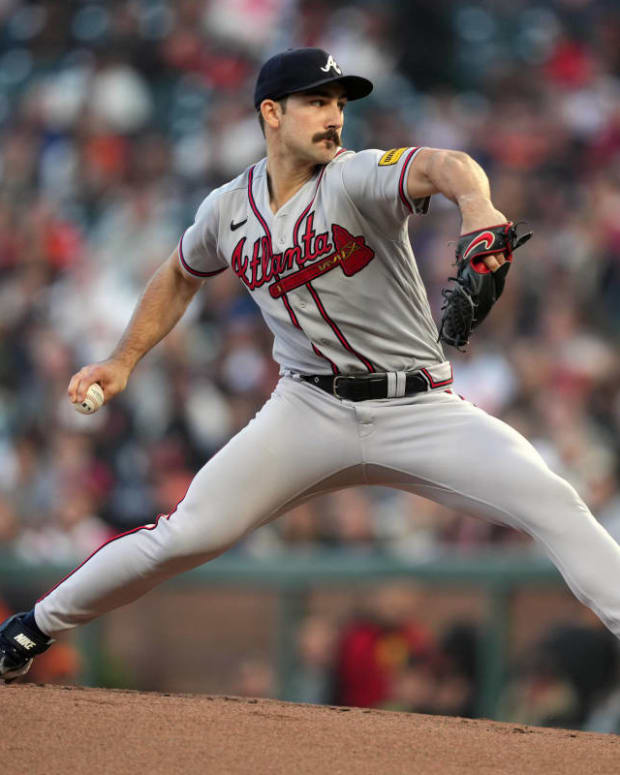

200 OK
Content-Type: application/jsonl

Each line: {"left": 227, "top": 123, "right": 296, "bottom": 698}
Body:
{"left": 265, "top": 152, "right": 317, "bottom": 214}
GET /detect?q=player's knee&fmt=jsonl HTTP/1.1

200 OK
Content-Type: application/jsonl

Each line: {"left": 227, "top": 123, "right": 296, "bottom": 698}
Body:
{"left": 522, "top": 472, "right": 590, "bottom": 538}
{"left": 150, "top": 513, "right": 237, "bottom": 566}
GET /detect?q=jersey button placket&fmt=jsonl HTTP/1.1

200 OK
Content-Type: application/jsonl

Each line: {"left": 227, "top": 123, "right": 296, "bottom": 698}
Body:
{"left": 276, "top": 211, "right": 287, "bottom": 248}
{"left": 289, "top": 291, "right": 306, "bottom": 310}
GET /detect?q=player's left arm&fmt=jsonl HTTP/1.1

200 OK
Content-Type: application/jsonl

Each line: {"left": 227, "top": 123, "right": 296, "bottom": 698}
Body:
{"left": 407, "top": 148, "right": 507, "bottom": 271}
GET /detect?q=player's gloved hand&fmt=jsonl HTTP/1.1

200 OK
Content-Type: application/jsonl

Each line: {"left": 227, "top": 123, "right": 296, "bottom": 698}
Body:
{"left": 67, "top": 357, "right": 132, "bottom": 405}
{"left": 438, "top": 222, "right": 532, "bottom": 351}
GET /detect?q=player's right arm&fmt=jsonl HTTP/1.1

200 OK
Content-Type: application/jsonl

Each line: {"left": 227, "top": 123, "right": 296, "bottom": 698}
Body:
{"left": 342, "top": 147, "right": 507, "bottom": 271}
{"left": 67, "top": 248, "right": 204, "bottom": 404}
{"left": 407, "top": 148, "right": 508, "bottom": 270}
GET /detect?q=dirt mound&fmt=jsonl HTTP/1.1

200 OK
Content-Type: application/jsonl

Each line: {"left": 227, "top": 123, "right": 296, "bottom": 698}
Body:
{"left": 2, "top": 684, "right": 618, "bottom": 774}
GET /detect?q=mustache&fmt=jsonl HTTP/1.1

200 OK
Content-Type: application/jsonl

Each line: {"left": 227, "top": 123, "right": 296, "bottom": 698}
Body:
{"left": 312, "top": 130, "right": 341, "bottom": 145}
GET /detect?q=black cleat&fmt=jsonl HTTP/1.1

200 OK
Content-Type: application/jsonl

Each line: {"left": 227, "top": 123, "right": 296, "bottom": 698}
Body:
{"left": 0, "top": 613, "right": 54, "bottom": 682}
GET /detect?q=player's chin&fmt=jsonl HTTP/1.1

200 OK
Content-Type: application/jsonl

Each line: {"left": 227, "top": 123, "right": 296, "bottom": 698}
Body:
{"left": 313, "top": 142, "right": 340, "bottom": 163}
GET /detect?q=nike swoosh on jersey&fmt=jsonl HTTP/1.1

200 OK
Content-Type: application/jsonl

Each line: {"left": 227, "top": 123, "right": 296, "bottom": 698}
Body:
{"left": 230, "top": 218, "right": 248, "bottom": 231}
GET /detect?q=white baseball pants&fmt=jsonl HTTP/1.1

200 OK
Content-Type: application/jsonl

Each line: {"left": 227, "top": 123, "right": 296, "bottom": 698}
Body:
{"left": 35, "top": 376, "right": 620, "bottom": 639}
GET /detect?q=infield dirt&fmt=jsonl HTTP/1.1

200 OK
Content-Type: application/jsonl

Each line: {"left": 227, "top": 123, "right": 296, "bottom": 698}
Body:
{"left": 1, "top": 683, "right": 618, "bottom": 774}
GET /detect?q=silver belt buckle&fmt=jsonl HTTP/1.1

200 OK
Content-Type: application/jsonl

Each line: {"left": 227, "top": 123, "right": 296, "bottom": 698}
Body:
{"left": 332, "top": 375, "right": 346, "bottom": 399}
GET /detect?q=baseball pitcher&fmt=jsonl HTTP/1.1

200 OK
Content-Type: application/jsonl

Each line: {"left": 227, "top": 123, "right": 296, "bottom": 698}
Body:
{"left": 2, "top": 48, "right": 620, "bottom": 681}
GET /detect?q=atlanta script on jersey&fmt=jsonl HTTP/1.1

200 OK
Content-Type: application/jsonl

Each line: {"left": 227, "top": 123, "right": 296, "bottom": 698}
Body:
{"left": 178, "top": 147, "right": 451, "bottom": 385}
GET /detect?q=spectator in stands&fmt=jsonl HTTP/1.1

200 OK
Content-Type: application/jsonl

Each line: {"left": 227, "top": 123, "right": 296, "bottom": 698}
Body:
{"left": 331, "top": 584, "right": 435, "bottom": 708}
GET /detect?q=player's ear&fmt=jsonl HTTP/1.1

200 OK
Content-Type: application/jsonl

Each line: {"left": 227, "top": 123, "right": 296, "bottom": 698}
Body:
{"left": 261, "top": 99, "right": 282, "bottom": 131}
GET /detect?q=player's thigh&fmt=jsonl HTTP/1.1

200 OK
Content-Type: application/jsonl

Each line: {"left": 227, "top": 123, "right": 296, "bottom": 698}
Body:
{"left": 365, "top": 390, "right": 579, "bottom": 533}
{"left": 166, "top": 377, "right": 361, "bottom": 553}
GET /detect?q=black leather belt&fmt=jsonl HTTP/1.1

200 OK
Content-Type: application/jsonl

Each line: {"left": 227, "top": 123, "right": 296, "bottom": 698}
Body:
{"left": 300, "top": 371, "right": 431, "bottom": 401}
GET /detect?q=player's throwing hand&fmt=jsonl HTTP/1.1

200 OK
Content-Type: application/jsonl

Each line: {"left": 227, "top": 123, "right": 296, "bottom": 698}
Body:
{"left": 67, "top": 358, "right": 132, "bottom": 406}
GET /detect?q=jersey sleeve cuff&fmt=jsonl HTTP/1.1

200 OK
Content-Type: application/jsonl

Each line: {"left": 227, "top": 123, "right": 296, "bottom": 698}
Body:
{"left": 178, "top": 229, "right": 227, "bottom": 279}
{"left": 412, "top": 195, "right": 430, "bottom": 215}
{"left": 398, "top": 147, "right": 430, "bottom": 215}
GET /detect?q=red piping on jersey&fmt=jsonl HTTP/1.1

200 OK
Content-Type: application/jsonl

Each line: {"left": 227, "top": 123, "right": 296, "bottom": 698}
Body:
{"left": 178, "top": 229, "right": 227, "bottom": 278}
{"left": 398, "top": 147, "right": 419, "bottom": 213}
{"left": 291, "top": 149, "right": 346, "bottom": 246}
{"left": 312, "top": 342, "right": 338, "bottom": 374}
{"left": 421, "top": 364, "right": 453, "bottom": 388}
{"left": 36, "top": 494, "right": 189, "bottom": 604}
{"left": 292, "top": 166, "right": 328, "bottom": 247}
{"left": 306, "top": 284, "right": 375, "bottom": 372}
{"left": 292, "top": 164, "right": 341, "bottom": 373}
{"left": 248, "top": 165, "right": 301, "bottom": 328}
{"left": 292, "top": 151, "right": 375, "bottom": 374}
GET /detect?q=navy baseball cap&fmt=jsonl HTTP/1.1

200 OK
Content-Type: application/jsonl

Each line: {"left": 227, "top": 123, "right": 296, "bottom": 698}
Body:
{"left": 254, "top": 48, "right": 373, "bottom": 110}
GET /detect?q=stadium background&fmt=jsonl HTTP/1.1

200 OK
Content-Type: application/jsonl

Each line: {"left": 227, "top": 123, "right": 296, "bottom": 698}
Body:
{"left": 0, "top": 0, "right": 619, "bottom": 732}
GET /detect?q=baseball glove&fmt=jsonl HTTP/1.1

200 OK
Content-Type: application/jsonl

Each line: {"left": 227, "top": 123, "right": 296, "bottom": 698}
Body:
{"left": 438, "top": 221, "right": 532, "bottom": 350}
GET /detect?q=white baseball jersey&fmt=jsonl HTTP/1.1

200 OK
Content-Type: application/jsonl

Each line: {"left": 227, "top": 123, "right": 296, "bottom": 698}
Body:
{"left": 178, "top": 146, "right": 451, "bottom": 385}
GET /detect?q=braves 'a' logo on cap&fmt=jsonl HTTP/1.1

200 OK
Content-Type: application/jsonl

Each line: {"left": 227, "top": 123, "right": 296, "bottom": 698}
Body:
{"left": 320, "top": 55, "right": 342, "bottom": 75}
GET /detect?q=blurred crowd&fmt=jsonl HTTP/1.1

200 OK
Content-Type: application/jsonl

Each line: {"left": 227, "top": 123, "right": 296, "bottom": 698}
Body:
{"left": 234, "top": 583, "right": 620, "bottom": 733}
{"left": 0, "top": 0, "right": 620, "bottom": 727}
{"left": 1, "top": 0, "right": 619, "bottom": 559}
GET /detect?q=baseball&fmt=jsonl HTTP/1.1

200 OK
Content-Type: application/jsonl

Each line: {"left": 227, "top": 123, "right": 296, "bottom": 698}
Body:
{"left": 73, "top": 383, "right": 105, "bottom": 414}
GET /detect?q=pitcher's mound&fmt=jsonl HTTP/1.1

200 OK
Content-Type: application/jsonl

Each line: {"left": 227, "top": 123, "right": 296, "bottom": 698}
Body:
{"left": 2, "top": 684, "right": 618, "bottom": 774}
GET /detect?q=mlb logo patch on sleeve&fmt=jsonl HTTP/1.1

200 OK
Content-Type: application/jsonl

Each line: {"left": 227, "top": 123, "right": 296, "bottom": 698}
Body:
{"left": 378, "top": 147, "right": 408, "bottom": 166}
